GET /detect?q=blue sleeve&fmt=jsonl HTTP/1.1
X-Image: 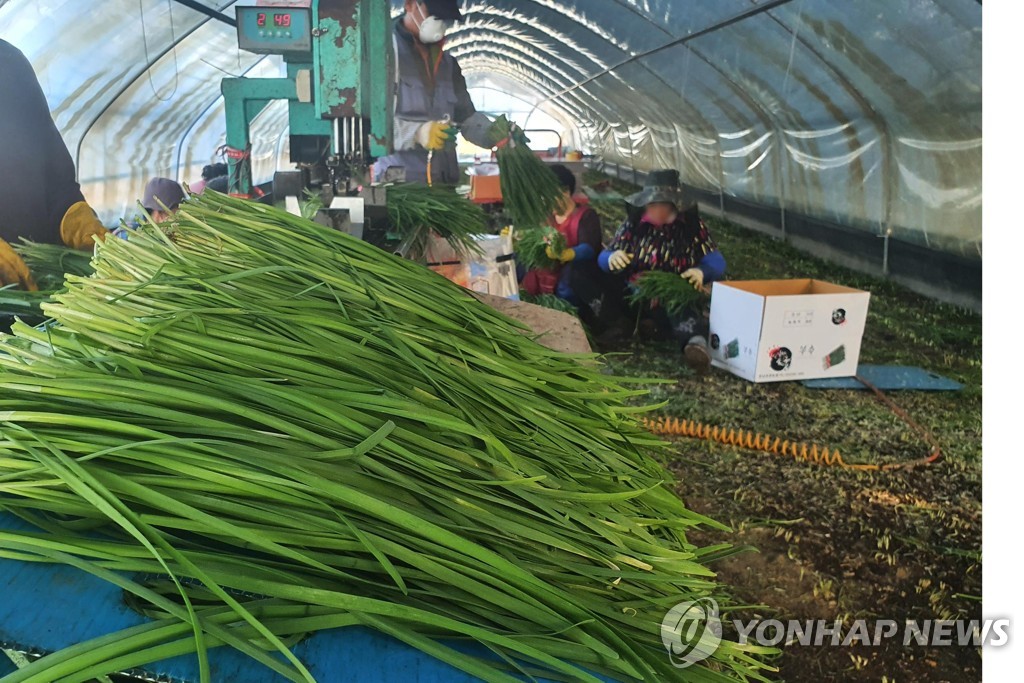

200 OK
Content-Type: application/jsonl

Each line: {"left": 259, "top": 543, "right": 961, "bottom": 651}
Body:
{"left": 600, "top": 220, "right": 632, "bottom": 272}
{"left": 698, "top": 250, "right": 726, "bottom": 283}
{"left": 572, "top": 243, "right": 596, "bottom": 261}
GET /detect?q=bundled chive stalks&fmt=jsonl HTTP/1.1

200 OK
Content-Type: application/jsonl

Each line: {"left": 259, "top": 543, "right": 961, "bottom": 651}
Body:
{"left": 629, "top": 270, "right": 707, "bottom": 315}
{"left": 493, "top": 117, "right": 565, "bottom": 227}
{"left": 515, "top": 226, "right": 567, "bottom": 270}
{"left": 0, "top": 285, "right": 53, "bottom": 317}
{"left": 387, "top": 183, "right": 486, "bottom": 259}
{"left": 0, "top": 192, "right": 775, "bottom": 683}
{"left": 0, "top": 240, "right": 94, "bottom": 317}
{"left": 15, "top": 239, "right": 94, "bottom": 286}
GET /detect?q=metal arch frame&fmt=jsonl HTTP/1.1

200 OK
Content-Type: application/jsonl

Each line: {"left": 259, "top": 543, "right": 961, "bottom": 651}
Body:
{"left": 454, "top": 54, "right": 593, "bottom": 122}
{"left": 460, "top": 70, "right": 586, "bottom": 148}
{"left": 588, "top": 0, "right": 784, "bottom": 205}
{"left": 593, "top": 0, "right": 882, "bottom": 229}
{"left": 445, "top": 40, "right": 621, "bottom": 123}
{"left": 73, "top": 0, "right": 238, "bottom": 175}
{"left": 662, "top": 3, "right": 907, "bottom": 240}
{"left": 132, "top": 53, "right": 251, "bottom": 178}
{"left": 173, "top": 56, "right": 269, "bottom": 177}
{"left": 443, "top": 15, "right": 622, "bottom": 102}
{"left": 443, "top": 34, "right": 588, "bottom": 92}
{"left": 455, "top": 38, "right": 731, "bottom": 173}
{"left": 453, "top": 4, "right": 698, "bottom": 123}
{"left": 457, "top": 57, "right": 591, "bottom": 119}
{"left": 459, "top": 1, "right": 773, "bottom": 195}
{"left": 508, "top": 0, "right": 795, "bottom": 200}
{"left": 447, "top": 12, "right": 727, "bottom": 144}
{"left": 598, "top": 0, "right": 770, "bottom": 204}
{"left": 459, "top": 61, "right": 594, "bottom": 143}
{"left": 530, "top": 0, "right": 799, "bottom": 106}
{"left": 754, "top": 0, "right": 897, "bottom": 256}
{"left": 459, "top": 56, "right": 678, "bottom": 178}
{"left": 169, "top": 0, "right": 235, "bottom": 26}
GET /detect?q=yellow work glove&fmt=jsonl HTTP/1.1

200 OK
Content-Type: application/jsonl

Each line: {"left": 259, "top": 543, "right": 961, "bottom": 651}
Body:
{"left": 546, "top": 245, "right": 576, "bottom": 263}
{"left": 607, "top": 249, "right": 633, "bottom": 272}
{"left": 0, "top": 237, "right": 37, "bottom": 291}
{"left": 60, "top": 201, "right": 108, "bottom": 250}
{"left": 415, "top": 120, "right": 457, "bottom": 151}
{"left": 682, "top": 267, "right": 705, "bottom": 290}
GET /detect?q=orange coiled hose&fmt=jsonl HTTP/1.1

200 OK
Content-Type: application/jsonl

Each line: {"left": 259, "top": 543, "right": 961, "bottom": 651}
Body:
{"left": 643, "top": 376, "right": 943, "bottom": 472}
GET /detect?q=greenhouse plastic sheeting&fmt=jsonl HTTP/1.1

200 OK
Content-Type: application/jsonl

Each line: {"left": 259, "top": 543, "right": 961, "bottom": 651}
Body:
{"left": 0, "top": 0, "right": 980, "bottom": 258}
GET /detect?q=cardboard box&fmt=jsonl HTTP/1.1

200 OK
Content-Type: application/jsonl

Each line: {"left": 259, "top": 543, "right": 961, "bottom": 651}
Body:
{"left": 469, "top": 175, "right": 502, "bottom": 203}
{"left": 708, "top": 279, "right": 871, "bottom": 383}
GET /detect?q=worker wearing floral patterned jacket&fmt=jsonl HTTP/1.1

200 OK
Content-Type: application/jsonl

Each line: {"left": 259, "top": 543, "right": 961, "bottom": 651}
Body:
{"left": 599, "top": 169, "right": 726, "bottom": 372}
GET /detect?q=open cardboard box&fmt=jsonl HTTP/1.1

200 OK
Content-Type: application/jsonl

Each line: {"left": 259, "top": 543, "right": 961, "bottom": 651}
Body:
{"left": 708, "top": 279, "right": 871, "bottom": 383}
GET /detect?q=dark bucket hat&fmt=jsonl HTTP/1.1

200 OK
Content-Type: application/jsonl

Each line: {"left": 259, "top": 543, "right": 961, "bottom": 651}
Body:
{"left": 625, "top": 169, "right": 690, "bottom": 209}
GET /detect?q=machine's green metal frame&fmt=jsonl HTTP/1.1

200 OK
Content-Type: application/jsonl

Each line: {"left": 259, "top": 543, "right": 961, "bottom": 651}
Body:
{"left": 221, "top": 0, "right": 393, "bottom": 196}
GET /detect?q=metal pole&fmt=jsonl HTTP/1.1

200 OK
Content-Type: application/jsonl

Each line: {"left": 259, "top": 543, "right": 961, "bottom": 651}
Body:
{"left": 883, "top": 232, "right": 891, "bottom": 275}
{"left": 169, "top": 0, "right": 236, "bottom": 27}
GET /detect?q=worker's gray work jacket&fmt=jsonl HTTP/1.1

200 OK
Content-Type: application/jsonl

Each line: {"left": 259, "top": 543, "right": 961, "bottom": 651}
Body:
{"left": 376, "top": 19, "right": 482, "bottom": 185}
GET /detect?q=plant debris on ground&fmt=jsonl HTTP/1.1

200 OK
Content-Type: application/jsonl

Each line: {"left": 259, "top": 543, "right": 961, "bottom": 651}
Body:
{"left": 585, "top": 168, "right": 981, "bottom": 683}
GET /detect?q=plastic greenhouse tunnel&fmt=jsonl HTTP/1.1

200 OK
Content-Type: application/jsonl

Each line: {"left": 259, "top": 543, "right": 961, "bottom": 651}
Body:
{"left": 0, "top": 1, "right": 998, "bottom": 683}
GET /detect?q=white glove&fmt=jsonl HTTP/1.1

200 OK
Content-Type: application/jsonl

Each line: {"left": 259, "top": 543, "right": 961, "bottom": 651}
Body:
{"left": 682, "top": 268, "right": 705, "bottom": 289}
{"left": 608, "top": 250, "right": 633, "bottom": 272}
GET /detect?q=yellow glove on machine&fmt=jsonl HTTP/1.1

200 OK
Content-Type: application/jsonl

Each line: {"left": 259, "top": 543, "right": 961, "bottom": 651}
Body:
{"left": 0, "top": 238, "right": 36, "bottom": 290}
{"left": 60, "top": 201, "right": 107, "bottom": 251}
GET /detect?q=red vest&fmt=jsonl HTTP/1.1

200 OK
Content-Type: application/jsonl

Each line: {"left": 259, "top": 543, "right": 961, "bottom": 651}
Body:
{"left": 521, "top": 204, "right": 589, "bottom": 296}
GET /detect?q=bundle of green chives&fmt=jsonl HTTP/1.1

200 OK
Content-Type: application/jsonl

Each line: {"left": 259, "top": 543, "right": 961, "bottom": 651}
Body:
{"left": 515, "top": 226, "right": 568, "bottom": 271}
{"left": 493, "top": 118, "right": 565, "bottom": 228}
{"left": 0, "top": 240, "right": 95, "bottom": 317}
{"left": 386, "top": 183, "right": 487, "bottom": 259}
{"left": 628, "top": 271, "right": 707, "bottom": 316}
{"left": 0, "top": 192, "right": 775, "bottom": 683}
{"left": 14, "top": 239, "right": 94, "bottom": 286}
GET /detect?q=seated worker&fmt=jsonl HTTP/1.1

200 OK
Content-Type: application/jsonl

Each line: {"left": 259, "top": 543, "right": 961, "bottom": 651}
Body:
{"left": 0, "top": 39, "right": 108, "bottom": 289}
{"left": 519, "top": 164, "right": 605, "bottom": 325}
{"left": 113, "top": 178, "right": 187, "bottom": 239}
{"left": 598, "top": 169, "right": 726, "bottom": 371}
{"left": 191, "top": 162, "right": 228, "bottom": 195}
{"left": 143, "top": 178, "right": 187, "bottom": 223}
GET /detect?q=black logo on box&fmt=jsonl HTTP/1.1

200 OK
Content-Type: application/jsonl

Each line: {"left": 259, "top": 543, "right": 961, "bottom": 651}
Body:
{"left": 832, "top": 308, "right": 847, "bottom": 326}
{"left": 769, "top": 347, "right": 793, "bottom": 372}
{"left": 710, "top": 334, "right": 720, "bottom": 350}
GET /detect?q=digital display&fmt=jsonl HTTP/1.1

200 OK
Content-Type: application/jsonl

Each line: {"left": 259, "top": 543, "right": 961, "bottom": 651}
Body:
{"left": 236, "top": 6, "right": 311, "bottom": 54}
{"left": 256, "top": 12, "right": 291, "bottom": 28}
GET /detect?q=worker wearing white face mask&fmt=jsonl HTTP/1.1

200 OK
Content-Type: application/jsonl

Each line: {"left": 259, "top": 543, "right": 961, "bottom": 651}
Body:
{"left": 375, "top": 0, "right": 505, "bottom": 185}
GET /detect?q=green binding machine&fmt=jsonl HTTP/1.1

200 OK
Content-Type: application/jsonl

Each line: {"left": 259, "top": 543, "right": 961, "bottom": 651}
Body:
{"left": 223, "top": 1, "right": 395, "bottom": 238}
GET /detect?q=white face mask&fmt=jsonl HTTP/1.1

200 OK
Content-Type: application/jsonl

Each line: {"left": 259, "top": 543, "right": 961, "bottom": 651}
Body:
{"left": 412, "top": 2, "right": 448, "bottom": 44}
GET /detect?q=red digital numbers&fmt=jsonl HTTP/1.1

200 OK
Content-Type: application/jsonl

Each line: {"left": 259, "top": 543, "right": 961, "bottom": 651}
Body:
{"left": 256, "top": 12, "right": 267, "bottom": 27}
{"left": 274, "top": 13, "right": 291, "bottom": 27}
